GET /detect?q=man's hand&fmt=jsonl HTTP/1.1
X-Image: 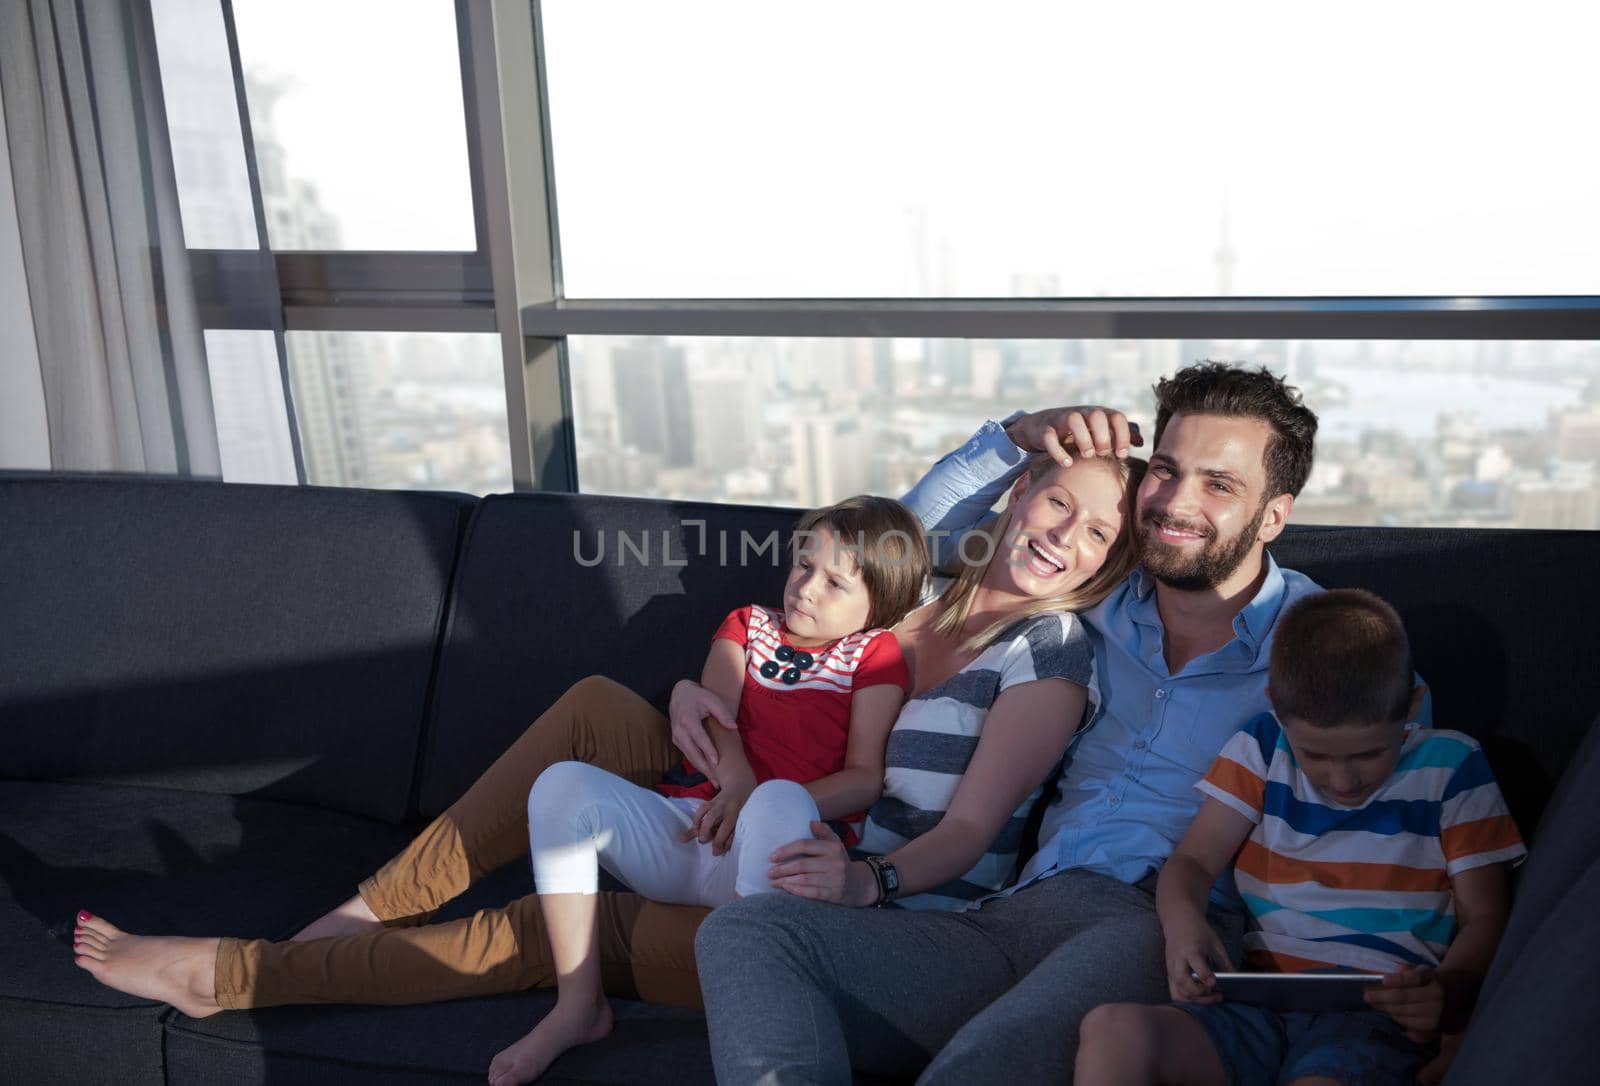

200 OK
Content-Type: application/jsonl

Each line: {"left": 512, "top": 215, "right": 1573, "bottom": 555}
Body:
{"left": 1004, "top": 406, "right": 1143, "bottom": 466}
{"left": 1163, "top": 919, "right": 1234, "bottom": 1003}
{"left": 669, "top": 679, "right": 738, "bottom": 783}
{"left": 1365, "top": 964, "right": 1445, "bottom": 1044}
{"left": 682, "top": 770, "right": 754, "bottom": 856}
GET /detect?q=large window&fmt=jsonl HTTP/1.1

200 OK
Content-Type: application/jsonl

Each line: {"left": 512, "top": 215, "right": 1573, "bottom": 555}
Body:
{"left": 232, "top": 0, "right": 476, "bottom": 251}
{"left": 542, "top": 1, "right": 1600, "bottom": 298}
{"left": 151, "top": 0, "right": 511, "bottom": 494}
{"left": 147, "top": 1, "right": 1600, "bottom": 525}
{"left": 285, "top": 332, "right": 511, "bottom": 493}
{"left": 572, "top": 336, "right": 1600, "bottom": 528}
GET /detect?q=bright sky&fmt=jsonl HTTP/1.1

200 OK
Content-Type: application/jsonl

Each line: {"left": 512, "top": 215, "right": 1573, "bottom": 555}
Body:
{"left": 214, "top": 1, "right": 1600, "bottom": 298}
{"left": 231, "top": 0, "right": 475, "bottom": 250}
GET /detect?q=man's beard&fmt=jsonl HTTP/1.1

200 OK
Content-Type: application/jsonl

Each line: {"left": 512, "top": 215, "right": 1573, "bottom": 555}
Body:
{"left": 1138, "top": 501, "right": 1267, "bottom": 591}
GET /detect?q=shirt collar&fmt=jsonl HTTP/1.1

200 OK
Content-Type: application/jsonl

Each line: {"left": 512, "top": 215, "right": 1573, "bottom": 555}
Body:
{"left": 1127, "top": 552, "right": 1287, "bottom": 652}
{"left": 1232, "top": 551, "right": 1286, "bottom": 652}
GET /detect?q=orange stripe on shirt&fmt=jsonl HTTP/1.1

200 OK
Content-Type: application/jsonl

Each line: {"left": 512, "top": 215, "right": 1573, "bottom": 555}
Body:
{"left": 1244, "top": 949, "right": 1338, "bottom": 973}
{"left": 1204, "top": 756, "right": 1265, "bottom": 811}
{"left": 1233, "top": 839, "right": 1453, "bottom": 893}
{"left": 1440, "top": 816, "right": 1524, "bottom": 864}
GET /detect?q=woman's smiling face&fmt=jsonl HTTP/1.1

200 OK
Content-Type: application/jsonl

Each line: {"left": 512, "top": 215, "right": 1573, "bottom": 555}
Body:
{"left": 987, "top": 458, "right": 1130, "bottom": 599}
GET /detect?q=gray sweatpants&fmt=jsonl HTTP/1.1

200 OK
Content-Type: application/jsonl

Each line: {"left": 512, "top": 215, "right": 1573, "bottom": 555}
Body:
{"left": 695, "top": 868, "right": 1245, "bottom": 1086}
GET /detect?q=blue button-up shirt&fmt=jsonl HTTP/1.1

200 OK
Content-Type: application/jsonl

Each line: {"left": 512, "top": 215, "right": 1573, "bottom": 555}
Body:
{"left": 900, "top": 418, "right": 1427, "bottom": 898}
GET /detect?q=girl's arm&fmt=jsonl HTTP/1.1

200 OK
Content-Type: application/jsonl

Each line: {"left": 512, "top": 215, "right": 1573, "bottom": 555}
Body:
{"left": 769, "top": 677, "right": 1084, "bottom": 904}
{"left": 900, "top": 419, "right": 1030, "bottom": 573}
{"left": 682, "top": 638, "right": 758, "bottom": 852}
{"left": 1156, "top": 799, "right": 1254, "bottom": 1000}
{"left": 803, "top": 683, "right": 903, "bottom": 821}
{"left": 669, "top": 638, "right": 746, "bottom": 782}
{"left": 698, "top": 638, "right": 752, "bottom": 788}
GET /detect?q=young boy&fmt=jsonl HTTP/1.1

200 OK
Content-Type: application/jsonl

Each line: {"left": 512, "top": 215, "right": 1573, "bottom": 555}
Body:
{"left": 1075, "top": 588, "right": 1525, "bottom": 1086}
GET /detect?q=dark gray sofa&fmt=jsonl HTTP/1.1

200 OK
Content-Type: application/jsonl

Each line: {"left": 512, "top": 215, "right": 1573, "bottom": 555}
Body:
{"left": 2, "top": 473, "right": 1595, "bottom": 1085}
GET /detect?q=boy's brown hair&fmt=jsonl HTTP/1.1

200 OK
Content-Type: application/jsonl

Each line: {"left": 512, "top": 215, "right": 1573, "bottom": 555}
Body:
{"left": 1269, "top": 588, "right": 1414, "bottom": 727}
{"left": 793, "top": 495, "right": 931, "bottom": 630}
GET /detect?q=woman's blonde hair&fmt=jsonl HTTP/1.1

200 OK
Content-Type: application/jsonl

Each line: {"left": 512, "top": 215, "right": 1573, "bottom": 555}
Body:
{"left": 933, "top": 454, "right": 1146, "bottom": 654}
{"left": 793, "top": 495, "right": 931, "bottom": 630}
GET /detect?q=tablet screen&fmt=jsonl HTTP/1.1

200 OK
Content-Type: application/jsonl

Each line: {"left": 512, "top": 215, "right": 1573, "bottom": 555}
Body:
{"left": 1211, "top": 972, "right": 1384, "bottom": 1013}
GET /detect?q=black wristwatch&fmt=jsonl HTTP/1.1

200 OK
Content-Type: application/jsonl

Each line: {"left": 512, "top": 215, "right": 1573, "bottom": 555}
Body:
{"left": 862, "top": 854, "right": 900, "bottom": 907}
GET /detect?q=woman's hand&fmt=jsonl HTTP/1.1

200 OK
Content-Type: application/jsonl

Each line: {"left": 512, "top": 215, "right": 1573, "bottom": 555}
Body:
{"left": 1004, "top": 406, "right": 1143, "bottom": 466}
{"left": 1163, "top": 919, "right": 1234, "bottom": 1003}
{"left": 767, "top": 823, "right": 878, "bottom": 906}
{"left": 1365, "top": 964, "right": 1445, "bottom": 1043}
{"left": 669, "top": 679, "right": 738, "bottom": 782}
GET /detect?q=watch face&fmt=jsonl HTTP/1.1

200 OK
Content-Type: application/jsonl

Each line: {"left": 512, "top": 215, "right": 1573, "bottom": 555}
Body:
{"left": 882, "top": 865, "right": 900, "bottom": 892}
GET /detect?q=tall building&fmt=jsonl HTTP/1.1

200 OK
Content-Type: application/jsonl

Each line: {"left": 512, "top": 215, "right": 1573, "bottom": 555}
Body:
{"left": 791, "top": 413, "right": 869, "bottom": 507}
{"left": 611, "top": 340, "right": 694, "bottom": 468}
{"left": 688, "top": 368, "right": 758, "bottom": 476}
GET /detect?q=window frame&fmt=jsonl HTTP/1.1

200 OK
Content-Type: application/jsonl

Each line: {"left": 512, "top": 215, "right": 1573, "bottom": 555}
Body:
{"left": 177, "top": 0, "right": 1600, "bottom": 500}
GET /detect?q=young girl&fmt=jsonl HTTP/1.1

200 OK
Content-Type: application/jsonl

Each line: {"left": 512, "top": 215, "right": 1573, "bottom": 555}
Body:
{"left": 487, "top": 494, "right": 930, "bottom": 1085}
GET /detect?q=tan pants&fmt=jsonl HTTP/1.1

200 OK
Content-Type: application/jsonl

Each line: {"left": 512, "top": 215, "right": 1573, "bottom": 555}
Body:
{"left": 214, "top": 676, "right": 710, "bottom": 1010}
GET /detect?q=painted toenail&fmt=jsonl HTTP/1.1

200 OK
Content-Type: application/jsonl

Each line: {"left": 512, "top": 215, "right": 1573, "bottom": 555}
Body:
{"left": 79, "top": 911, "right": 91, "bottom": 921}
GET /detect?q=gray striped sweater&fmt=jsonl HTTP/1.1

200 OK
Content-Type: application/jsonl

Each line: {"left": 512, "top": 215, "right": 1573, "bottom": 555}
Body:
{"left": 856, "top": 609, "right": 1098, "bottom": 910}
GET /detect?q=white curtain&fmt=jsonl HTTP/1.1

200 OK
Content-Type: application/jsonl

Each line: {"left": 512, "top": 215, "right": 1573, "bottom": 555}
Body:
{"left": 0, "top": 0, "right": 221, "bottom": 475}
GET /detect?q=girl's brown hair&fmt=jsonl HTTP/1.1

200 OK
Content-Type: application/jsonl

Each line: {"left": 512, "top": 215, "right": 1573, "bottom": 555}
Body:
{"left": 933, "top": 454, "right": 1146, "bottom": 654}
{"left": 793, "top": 495, "right": 931, "bottom": 630}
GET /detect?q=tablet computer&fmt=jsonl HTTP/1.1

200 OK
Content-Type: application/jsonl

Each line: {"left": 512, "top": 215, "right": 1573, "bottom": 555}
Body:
{"left": 1211, "top": 972, "right": 1384, "bottom": 1013}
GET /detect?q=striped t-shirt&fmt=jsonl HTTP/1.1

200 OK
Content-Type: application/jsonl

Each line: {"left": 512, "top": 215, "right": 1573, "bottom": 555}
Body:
{"left": 1198, "top": 713, "right": 1526, "bottom": 973}
{"left": 856, "top": 610, "right": 1097, "bottom": 911}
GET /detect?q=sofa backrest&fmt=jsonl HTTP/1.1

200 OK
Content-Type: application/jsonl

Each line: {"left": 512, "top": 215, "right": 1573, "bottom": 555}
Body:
{"left": 415, "top": 493, "right": 800, "bottom": 817}
{"left": 0, "top": 475, "right": 471, "bottom": 824}
{"left": 1271, "top": 524, "right": 1599, "bottom": 838}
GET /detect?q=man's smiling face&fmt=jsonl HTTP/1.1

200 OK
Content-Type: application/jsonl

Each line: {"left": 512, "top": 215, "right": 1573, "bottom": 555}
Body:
{"left": 1136, "top": 412, "right": 1279, "bottom": 591}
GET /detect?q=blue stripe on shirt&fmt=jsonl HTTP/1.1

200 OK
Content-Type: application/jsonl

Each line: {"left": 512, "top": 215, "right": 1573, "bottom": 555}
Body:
{"left": 1307, "top": 931, "right": 1436, "bottom": 966}
{"left": 1263, "top": 781, "right": 1441, "bottom": 838}
{"left": 1301, "top": 907, "right": 1458, "bottom": 947}
{"left": 1441, "top": 747, "right": 1497, "bottom": 802}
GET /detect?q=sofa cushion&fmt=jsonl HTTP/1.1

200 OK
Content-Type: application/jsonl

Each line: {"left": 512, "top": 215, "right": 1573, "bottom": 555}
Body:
{"left": 1270, "top": 524, "right": 1600, "bottom": 836}
{"left": 0, "top": 779, "right": 413, "bottom": 1085}
{"left": 416, "top": 493, "right": 801, "bottom": 817}
{"left": 164, "top": 985, "right": 713, "bottom": 1086}
{"left": 1441, "top": 716, "right": 1600, "bottom": 1086}
{"left": 0, "top": 475, "right": 472, "bottom": 822}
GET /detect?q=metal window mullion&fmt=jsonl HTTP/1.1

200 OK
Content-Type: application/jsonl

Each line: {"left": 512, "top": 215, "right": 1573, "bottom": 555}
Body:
{"left": 218, "top": 0, "right": 305, "bottom": 483}
{"left": 464, "top": 0, "right": 573, "bottom": 492}
{"left": 516, "top": 296, "right": 1600, "bottom": 341}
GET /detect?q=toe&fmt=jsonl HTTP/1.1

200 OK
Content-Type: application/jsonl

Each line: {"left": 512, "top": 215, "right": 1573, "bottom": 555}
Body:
{"left": 81, "top": 915, "right": 121, "bottom": 939}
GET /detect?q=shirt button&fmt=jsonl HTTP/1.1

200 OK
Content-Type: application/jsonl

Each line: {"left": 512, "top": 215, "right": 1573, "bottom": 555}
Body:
{"left": 1134, "top": 739, "right": 1148, "bottom": 750}
{"left": 1108, "top": 795, "right": 1121, "bottom": 808}
{"left": 1154, "top": 689, "right": 1167, "bottom": 699}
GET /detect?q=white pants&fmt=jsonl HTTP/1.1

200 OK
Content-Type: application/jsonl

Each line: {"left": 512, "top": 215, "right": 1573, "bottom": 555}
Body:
{"left": 526, "top": 760, "right": 822, "bottom": 907}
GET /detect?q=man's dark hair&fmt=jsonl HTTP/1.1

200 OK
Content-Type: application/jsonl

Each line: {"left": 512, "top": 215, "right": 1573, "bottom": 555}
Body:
{"left": 1152, "top": 362, "right": 1319, "bottom": 498}
{"left": 1269, "top": 589, "right": 1414, "bottom": 727}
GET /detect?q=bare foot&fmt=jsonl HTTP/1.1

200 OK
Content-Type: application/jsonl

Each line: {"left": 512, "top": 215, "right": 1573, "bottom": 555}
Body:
{"left": 292, "top": 892, "right": 383, "bottom": 941}
{"left": 486, "top": 994, "right": 614, "bottom": 1085}
{"left": 72, "top": 913, "right": 222, "bottom": 1019}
